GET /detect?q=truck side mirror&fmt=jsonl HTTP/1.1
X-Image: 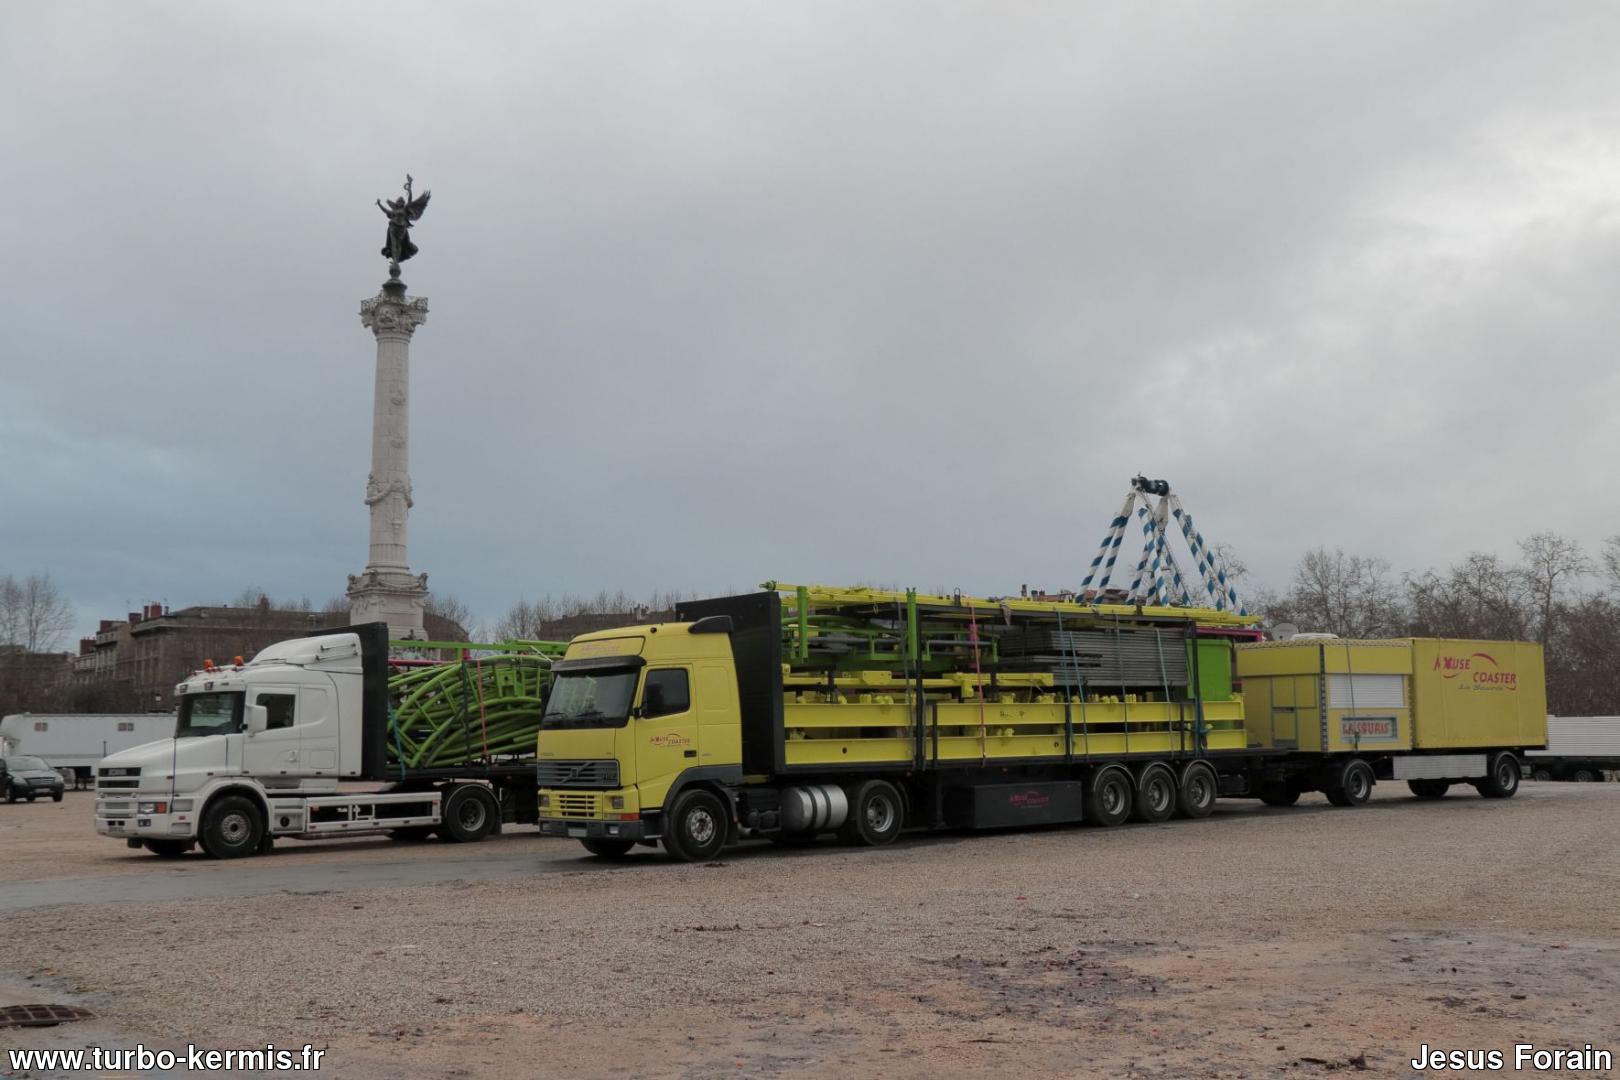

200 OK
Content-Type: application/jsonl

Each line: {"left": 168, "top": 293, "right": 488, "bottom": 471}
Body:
{"left": 245, "top": 704, "right": 268, "bottom": 735}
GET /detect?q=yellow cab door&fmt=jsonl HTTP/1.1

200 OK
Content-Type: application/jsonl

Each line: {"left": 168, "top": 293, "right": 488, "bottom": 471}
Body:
{"left": 634, "top": 666, "right": 697, "bottom": 810}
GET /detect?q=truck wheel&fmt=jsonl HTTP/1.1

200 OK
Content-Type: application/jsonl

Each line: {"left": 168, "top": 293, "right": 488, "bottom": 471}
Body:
{"left": 1572, "top": 769, "right": 1597, "bottom": 783}
{"left": 1085, "top": 768, "right": 1132, "bottom": 827}
{"left": 581, "top": 838, "right": 634, "bottom": 859}
{"left": 1325, "top": 759, "right": 1374, "bottom": 807}
{"left": 1473, "top": 753, "right": 1521, "bottom": 799}
{"left": 440, "top": 785, "right": 498, "bottom": 843}
{"left": 663, "top": 789, "right": 728, "bottom": 862}
{"left": 1407, "top": 779, "right": 1450, "bottom": 799}
{"left": 1177, "top": 762, "right": 1218, "bottom": 819}
{"left": 143, "top": 839, "right": 192, "bottom": 858}
{"left": 1531, "top": 768, "right": 1552, "bottom": 781}
{"left": 1257, "top": 784, "right": 1300, "bottom": 807}
{"left": 200, "top": 795, "right": 263, "bottom": 859}
{"left": 838, "top": 780, "right": 905, "bottom": 846}
{"left": 1130, "top": 765, "right": 1177, "bottom": 823}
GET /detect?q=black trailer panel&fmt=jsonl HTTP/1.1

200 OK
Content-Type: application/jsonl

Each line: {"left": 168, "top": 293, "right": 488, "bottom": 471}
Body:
{"left": 677, "top": 592, "right": 784, "bottom": 775}
{"left": 943, "top": 780, "right": 1086, "bottom": 829}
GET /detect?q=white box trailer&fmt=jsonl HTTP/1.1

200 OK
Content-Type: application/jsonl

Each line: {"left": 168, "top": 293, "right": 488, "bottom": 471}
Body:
{"left": 1524, "top": 716, "right": 1620, "bottom": 781}
{"left": 0, "top": 713, "right": 176, "bottom": 787}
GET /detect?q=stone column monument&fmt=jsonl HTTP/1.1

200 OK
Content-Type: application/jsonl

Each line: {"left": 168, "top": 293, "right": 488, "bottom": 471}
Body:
{"left": 347, "top": 176, "right": 433, "bottom": 640}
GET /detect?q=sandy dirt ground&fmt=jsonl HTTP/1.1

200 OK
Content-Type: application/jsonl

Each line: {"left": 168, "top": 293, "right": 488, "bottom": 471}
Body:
{"left": 2, "top": 783, "right": 1617, "bottom": 1078}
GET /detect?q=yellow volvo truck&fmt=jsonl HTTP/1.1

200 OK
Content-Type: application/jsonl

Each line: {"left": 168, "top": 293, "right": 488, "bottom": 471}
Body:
{"left": 536, "top": 586, "right": 1546, "bottom": 861}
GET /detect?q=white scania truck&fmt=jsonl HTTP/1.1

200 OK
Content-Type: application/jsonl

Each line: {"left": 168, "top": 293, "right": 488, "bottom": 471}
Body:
{"left": 93, "top": 624, "right": 547, "bottom": 858}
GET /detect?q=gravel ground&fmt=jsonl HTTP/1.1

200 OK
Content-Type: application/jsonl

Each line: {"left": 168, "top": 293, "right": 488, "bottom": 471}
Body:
{"left": 3, "top": 782, "right": 1617, "bottom": 1078}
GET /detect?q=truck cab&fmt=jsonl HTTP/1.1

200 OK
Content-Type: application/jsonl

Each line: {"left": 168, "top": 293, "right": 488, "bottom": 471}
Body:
{"left": 536, "top": 617, "right": 742, "bottom": 858}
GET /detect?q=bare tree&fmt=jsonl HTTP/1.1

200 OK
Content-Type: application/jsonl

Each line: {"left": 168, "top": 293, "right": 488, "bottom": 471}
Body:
{"left": 1517, "top": 533, "right": 1590, "bottom": 646}
{"left": 1545, "top": 594, "right": 1620, "bottom": 715}
{"left": 1258, "top": 548, "right": 1403, "bottom": 637}
{"left": 230, "top": 586, "right": 272, "bottom": 608}
{"left": 0, "top": 572, "right": 76, "bottom": 653}
{"left": 1598, "top": 536, "right": 1620, "bottom": 593}
{"left": 1406, "top": 553, "right": 1532, "bottom": 642}
{"left": 424, "top": 592, "right": 474, "bottom": 639}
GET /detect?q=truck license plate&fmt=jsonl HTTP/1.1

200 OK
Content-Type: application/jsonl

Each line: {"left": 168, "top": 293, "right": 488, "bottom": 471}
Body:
{"left": 567, "top": 827, "right": 587, "bottom": 838}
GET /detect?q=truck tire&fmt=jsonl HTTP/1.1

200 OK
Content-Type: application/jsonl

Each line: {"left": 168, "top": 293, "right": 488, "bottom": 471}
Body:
{"left": 143, "top": 839, "right": 192, "bottom": 858}
{"left": 1531, "top": 768, "right": 1552, "bottom": 781}
{"left": 440, "top": 785, "right": 498, "bottom": 843}
{"left": 838, "top": 780, "right": 905, "bottom": 846}
{"left": 1085, "top": 768, "right": 1132, "bottom": 827}
{"left": 1130, "top": 765, "right": 1177, "bottom": 823}
{"left": 200, "top": 795, "right": 263, "bottom": 859}
{"left": 580, "top": 838, "right": 635, "bottom": 859}
{"left": 1177, "top": 762, "right": 1218, "bottom": 819}
{"left": 1325, "top": 759, "right": 1374, "bottom": 807}
{"left": 1407, "top": 779, "right": 1450, "bottom": 799}
{"left": 663, "top": 789, "right": 728, "bottom": 862}
{"left": 1572, "top": 769, "right": 1597, "bottom": 783}
{"left": 1473, "top": 752, "right": 1521, "bottom": 799}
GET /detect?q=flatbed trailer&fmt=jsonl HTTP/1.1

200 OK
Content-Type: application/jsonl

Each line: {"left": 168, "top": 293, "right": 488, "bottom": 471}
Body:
{"left": 1525, "top": 716, "right": 1620, "bottom": 781}
{"left": 536, "top": 586, "right": 1547, "bottom": 861}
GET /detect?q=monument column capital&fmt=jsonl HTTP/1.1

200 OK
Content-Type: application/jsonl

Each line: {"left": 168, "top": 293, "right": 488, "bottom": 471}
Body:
{"left": 360, "top": 291, "right": 429, "bottom": 339}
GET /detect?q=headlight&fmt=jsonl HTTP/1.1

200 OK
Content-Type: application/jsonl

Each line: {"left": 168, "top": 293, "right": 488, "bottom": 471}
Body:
{"left": 610, "top": 795, "right": 625, "bottom": 809}
{"left": 137, "top": 801, "right": 169, "bottom": 814}
{"left": 537, "top": 793, "right": 549, "bottom": 808}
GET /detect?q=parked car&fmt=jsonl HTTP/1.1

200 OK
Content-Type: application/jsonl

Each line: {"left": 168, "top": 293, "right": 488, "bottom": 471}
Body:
{"left": 0, "top": 755, "right": 66, "bottom": 803}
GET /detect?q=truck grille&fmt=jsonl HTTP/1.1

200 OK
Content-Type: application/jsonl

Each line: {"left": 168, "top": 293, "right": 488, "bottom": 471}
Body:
{"left": 552, "top": 792, "right": 601, "bottom": 819}
{"left": 96, "top": 767, "right": 141, "bottom": 791}
{"left": 535, "top": 760, "right": 619, "bottom": 788}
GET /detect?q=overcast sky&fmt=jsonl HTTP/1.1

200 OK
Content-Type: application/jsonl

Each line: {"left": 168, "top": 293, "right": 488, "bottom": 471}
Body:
{"left": 3, "top": 2, "right": 1618, "bottom": 638}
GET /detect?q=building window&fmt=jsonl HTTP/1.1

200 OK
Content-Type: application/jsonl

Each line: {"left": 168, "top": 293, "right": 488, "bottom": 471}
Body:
{"left": 117, "top": 722, "right": 134, "bottom": 732}
{"left": 33, "top": 722, "right": 48, "bottom": 732}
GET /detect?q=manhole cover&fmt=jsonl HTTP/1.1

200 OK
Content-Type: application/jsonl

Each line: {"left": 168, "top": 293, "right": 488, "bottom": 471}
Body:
{"left": 0, "top": 1004, "right": 95, "bottom": 1028}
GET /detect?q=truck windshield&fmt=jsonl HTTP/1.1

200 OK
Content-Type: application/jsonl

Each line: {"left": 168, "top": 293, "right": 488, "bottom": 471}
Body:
{"left": 542, "top": 671, "right": 637, "bottom": 729}
{"left": 176, "top": 692, "right": 244, "bottom": 737}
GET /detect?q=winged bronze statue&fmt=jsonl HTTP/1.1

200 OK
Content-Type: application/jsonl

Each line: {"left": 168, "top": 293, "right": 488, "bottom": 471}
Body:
{"left": 377, "top": 174, "right": 431, "bottom": 266}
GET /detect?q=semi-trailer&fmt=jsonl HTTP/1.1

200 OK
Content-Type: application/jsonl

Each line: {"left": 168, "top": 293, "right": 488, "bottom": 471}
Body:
{"left": 534, "top": 584, "right": 1547, "bottom": 861}
{"left": 1525, "top": 716, "right": 1620, "bottom": 781}
{"left": 93, "top": 627, "right": 563, "bottom": 857}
